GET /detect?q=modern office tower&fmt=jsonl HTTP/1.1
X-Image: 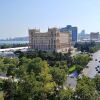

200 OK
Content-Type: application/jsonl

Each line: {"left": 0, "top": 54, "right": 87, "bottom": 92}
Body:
{"left": 71, "top": 27, "right": 77, "bottom": 43}
{"left": 29, "top": 27, "right": 71, "bottom": 53}
{"left": 60, "top": 25, "right": 78, "bottom": 43}
{"left": 90, "top": 32, "right": 99, "bottom": 41}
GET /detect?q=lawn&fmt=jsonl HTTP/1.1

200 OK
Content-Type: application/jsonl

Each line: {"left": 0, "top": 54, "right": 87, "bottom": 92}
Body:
{"left": 95, "top": 45, "right": 100, "bottom": 50}
{"left": 68, "top": 65, "right": 76, "bottom": 73}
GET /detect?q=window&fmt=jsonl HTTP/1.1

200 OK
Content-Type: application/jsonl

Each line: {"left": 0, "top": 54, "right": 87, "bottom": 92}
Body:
{"left": 51, "top": 32, "right": 53, "bottom": 37}
{"left": 54, "top": 40, "right": 55, "bottom": 44}
{"left": 31, "top": 32, "right": 33, "bottom": 34}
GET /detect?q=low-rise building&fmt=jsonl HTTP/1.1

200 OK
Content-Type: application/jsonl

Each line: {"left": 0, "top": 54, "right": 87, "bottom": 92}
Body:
{"left": 90, "top": 32, "right": 99, "bottom": 41}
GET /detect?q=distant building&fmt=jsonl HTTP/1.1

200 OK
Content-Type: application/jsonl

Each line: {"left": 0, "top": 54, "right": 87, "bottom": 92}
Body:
{"left": 60, "top": 25, "right": 78, "bottom": 43}
{"left": 29, "top": 27, "right": 71, "bottom": 53}
{"left": 60, "top": 25, "right": 72, "bottom": 33}
{"left": 80, "top": 30, "right": 85, "bottom": 36}
{"left": 79, "top": 30, "right": 85, "bottom": 40}
{"left": 78, "top": 30, "right": 90, "bottom": 41}
{"left": 90, "top": 32, "right": 99, "bottom": 41}
{"left": 82, "top": 34, "right": 90, "bottom": 41}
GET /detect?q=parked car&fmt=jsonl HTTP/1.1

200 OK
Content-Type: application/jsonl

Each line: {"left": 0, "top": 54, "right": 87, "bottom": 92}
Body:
{"left": 86, "top": 66, "right": 89, "bottom": 68}
{"left": 95, "top": 66, "right": 99, "bottom": 71}
{"left": 95, "top": 59, "right": 97, "bottom": 61}
{"left": 97, "top": 66, "right": 99, "bottom": 68}
{"left": 98, "top": 68, "right": 100, "bottom": 73}
{"left": 95, "top": 67, "right": 98, "bottom": 71}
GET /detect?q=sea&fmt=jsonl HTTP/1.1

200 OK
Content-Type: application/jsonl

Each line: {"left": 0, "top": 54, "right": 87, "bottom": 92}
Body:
{"left": 0, "top": 40, "right": 29, "bottom": 45}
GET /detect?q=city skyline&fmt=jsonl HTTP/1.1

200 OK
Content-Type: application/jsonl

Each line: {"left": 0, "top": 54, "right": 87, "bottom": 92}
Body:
{"left": 0, "top": 0, "right": 100, "bottom": 38}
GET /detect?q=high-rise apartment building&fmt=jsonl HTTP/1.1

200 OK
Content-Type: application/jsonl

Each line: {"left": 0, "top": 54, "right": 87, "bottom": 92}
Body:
{"left": 60, "top": 25, "right": 78, "bottom": 43}
{"left": 29, "top": 28, "right": 71, "bottom": 53}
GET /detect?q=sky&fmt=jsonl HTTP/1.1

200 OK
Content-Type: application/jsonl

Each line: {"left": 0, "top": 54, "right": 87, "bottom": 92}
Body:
{"left": 0, "top": 0, "right": 100, "bottom": 39}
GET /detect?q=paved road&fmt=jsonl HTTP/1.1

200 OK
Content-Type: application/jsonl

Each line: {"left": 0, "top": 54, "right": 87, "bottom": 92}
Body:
{"left": 83, "top": 50, "right": 100, "bottom": 78}
{"left": 66, "top": 50, "right": 100, "bottom": 89}
{"left": 0, "top": 46, "right": 28, "bottom": 52}
{"left": 64, "top": 77, "right": 77, "bottom": 90}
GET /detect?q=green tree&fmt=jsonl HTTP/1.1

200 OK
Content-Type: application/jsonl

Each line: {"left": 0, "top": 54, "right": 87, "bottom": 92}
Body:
{"left": 3, "top": 79, "right": 16, "bottom": 100}
{"left": 75, "top": 65, "right": 83, "bottom": 73}
{"left": 59, "top": 88, "right": 73, "bottom": 100}
{"left": 75, "top": 76, "right": 96, "bottom": 100}
{"left": 50, "top": 67, "right": 66, "bottom": 86}
{"left": 15, "top": 57, "right": 56, "bottom": 100}
{"left": 74, "top": 54, "right": 91, "bottom": 67}
{"left": 94, "top": 75, "right": 100, "bottom": 91}
{"left": 6, "top": 64, "right": 16, "bottom": 76}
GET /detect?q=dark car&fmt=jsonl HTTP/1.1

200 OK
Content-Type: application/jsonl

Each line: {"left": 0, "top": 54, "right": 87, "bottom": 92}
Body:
{"left": 95, "top": 67, "right": 98, "bottom": 71}
{"left": 95, "top": 59, "right": 97, "bottom": 61}
{"left": 95, "top": 66, "right": 99, "bottom": 71}
{"left": 97, "top": 66, "right": 99, "bottom": 68}
{"left": 98, "top": 67, "right": 100, "bottom": 73}
{"left": 95, "top": 66, "right": 100, "bottom": 73}
{"left": 99, "top": 61, "right": 100, "bottom": 63}
{"left": 86, "top": 66, "right": 89, "bottom": 68}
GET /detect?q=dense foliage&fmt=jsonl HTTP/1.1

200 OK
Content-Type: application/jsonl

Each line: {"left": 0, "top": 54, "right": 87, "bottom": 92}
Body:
{"left": 0, "top": 51, "right": 99, "bottom": 100}
{"left": 0, "top": 57, "right": 67, "bottom": 100}
{"left": 74, "top": 41, "right": 100, "bottom": 53}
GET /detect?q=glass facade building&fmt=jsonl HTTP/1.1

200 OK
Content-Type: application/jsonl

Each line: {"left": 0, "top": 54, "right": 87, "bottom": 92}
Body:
{"left": 60, "top": 25, "right": 78, "bottom": 43}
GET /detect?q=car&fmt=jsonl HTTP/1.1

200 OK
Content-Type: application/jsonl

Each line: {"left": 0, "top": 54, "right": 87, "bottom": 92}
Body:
{"left": 98, "top": 71, "right": 100, "bottom": 73}
{"left": 95, "top": 59, "right": 97, "bottom": 61}
{"left": 95, "top": 66, "right": 100, "bottom": 71}
{"left": 99, "top": 61, "right": 100, "bottom": 63}
{"left": 86, "top": 66, "right": 89, "bottom": 68}
{"left": 97, "top": 66, "right": 99, "bottom": 68}
{"left": 70, "top": 76, "right": 74, "bottom": 78}
{"left": 95, "top": 67, "right": 98, "bottom": 71}
{"left": 98, "top": 68, "right": 100, "bottom": 73}
{"left": 96, "top": 66, "right": 100, "bottom": 72}
{"left": 91, "top": 54, "right": 93, "bottom": 56}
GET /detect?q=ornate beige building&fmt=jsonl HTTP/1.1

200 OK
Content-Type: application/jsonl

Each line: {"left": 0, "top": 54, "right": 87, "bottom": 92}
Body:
{"left": 29, "top": 28, "right": 71, "bottom": 52}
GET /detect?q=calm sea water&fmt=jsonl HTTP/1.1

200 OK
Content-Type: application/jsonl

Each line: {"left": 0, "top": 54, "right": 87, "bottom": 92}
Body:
{"left": 0, "top": 40, "right": 29, "bottom": 45}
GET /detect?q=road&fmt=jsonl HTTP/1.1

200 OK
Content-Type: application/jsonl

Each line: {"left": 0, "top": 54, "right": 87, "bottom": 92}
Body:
{"left": 83, "top": 50, "right": 100, "bottom": 78}
{"left": 0, "top": 46, "right": 28, "bottom": 52}
{"left": 66, "top": 50, "right": 100, "bottom": 89}
{"left": 64, "top": 76, "right": 77, "bottom": 90}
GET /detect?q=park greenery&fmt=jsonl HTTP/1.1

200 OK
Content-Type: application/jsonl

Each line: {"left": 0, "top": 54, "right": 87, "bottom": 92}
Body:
{"left": 0, "top": 50, "right": 99, "bottom": 100}
{"left": 74, "top": 41, "right": 100, "bottom": 53}
{"left": 68, "top": 65, "right": 76, "bottom": 73}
